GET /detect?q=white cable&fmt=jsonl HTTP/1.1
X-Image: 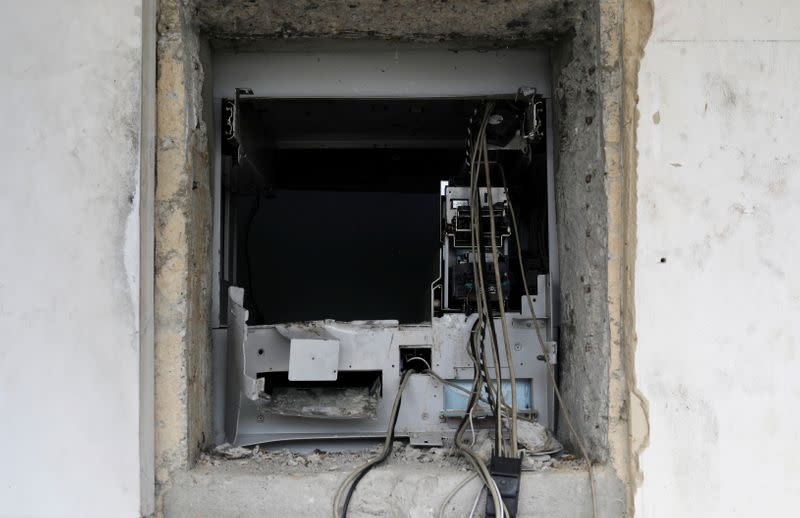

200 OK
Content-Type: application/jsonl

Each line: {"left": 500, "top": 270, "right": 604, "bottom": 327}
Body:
{"left": 468, "top": 488, "right": 483, "bottom": 518}
{"left": 444, "top": 104, "right": 510, "bottom": 518}
{"left": 437, "top": 474, "right": 478, "bottom": 518}
{"left": 480, "top": 126, "right": 519, "bottom": 456}
{"left": 333, "top": 370, "right": 416, "bottom": 518}
{"left": 468, "top": 105, "right": 505, "bottom": 455}
{"left": 405, "top": 356, "right": 432, "bottom": 371}
{"left": 468, "top": 407, "right": 476, "bottom": 447}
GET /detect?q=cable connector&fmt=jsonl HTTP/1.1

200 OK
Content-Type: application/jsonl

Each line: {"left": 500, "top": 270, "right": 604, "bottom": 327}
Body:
{"left": 485, "top": 454, "right": 523, "bottom": 517}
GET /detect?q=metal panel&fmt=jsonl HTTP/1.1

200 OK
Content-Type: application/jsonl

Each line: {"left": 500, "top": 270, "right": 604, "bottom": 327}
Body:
{"left": 224, "top": 285, "right": 556, "bottom": 446}
{"left": 545, "top": 98, "right": 560, "bottom": 333}
{"left": 211, "top": 99, "right": 222, "bottom": 327}
{"left": 288, "top": 339, "right": 340, "bottom": 381}
{"left": 225, "top": 287, "right": 261, "bottom": 444}
{"left": 213, "top": 43, "right": 551, "bottom": 100}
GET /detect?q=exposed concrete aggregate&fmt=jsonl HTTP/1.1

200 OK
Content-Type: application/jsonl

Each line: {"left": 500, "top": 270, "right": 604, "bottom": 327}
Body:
{"left": 195, "top": 0, "right": 578, "bottom": 42}
{"left": 165, "top": 442, "right": 611, "bottom": 517}
{"left": 200, "top": 440, "right": 585, "bottom": 474}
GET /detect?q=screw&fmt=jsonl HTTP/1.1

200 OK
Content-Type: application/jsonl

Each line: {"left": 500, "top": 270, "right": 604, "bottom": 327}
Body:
{"left": 256, "top": 414, "right": 264, "bottom": 423}
{"left": 514, "top": 343, "right": 522, "bottom": 351}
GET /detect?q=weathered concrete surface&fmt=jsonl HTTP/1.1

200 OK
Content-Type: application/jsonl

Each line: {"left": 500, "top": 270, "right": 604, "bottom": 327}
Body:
{"left": 0, "top": 1, "right": 150, "bottom": 516}
{"left": 196, "top": 0, "right": 577, "bottom": 42}
{"left": 155, "top": 0, "right": 214, "bottom": 510}
{"left": 615, "top": 0, "right": 653, "bottom": 504}
{"left": 164, "top": 457, "right": 625, "bottom": 517}
{"left": 550, "top": 1, "right": 611, "bottom": 462}
{"left": 634, "top": 1, "right": 800, "bottom": 516}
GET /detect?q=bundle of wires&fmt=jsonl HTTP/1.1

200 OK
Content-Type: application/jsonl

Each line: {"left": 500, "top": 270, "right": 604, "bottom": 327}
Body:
{"left": 450, "top": 101, "right": 597, "bottom": 517}
{"left": 334, "top": 101, "right": 596, "bottom": 518}
{"left": 333, "top": 368, "right": 416, "bottom": 518}
{"left": 438, "top": 102, "right": 521, "bottom": 518}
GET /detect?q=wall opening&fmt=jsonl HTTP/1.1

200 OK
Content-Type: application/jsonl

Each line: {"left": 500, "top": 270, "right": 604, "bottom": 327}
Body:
{"left": 155, "top": 0, "right": 634, "bottom": 514}
{"left": 211, "top": 43, "right": 561, "bottom": 449}
{"left": 219, "top": 97, "right": 549, "bottom": 326}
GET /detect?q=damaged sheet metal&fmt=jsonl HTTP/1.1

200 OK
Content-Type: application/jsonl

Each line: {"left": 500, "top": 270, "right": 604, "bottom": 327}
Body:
{"left": 223, "top": 284, "right": 555, "bottom": 446}
{"left": 225, "top": 286, "right": 264, "bottom": 444}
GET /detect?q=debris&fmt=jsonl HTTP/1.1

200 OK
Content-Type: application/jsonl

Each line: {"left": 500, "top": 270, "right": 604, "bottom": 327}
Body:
{"left": 213, "top": 443, "right": 254, "bottom": 460}
{"left": 509, "top": 418, "right": 563, "bottom": 454}
{"left": 197, "top": 436, "right": 577, "bottom": 476}
{"left": 263, "top": 386, "right": 379, "bottom": 419}
{"left": 472, "top": 429, "right": 494, "bottom": 464}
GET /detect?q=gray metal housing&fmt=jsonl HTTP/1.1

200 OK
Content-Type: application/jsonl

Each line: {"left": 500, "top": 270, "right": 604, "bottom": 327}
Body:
{"left": 212, "top": 42, "right": 559, "bottom": 447}
{"left": 225, "top": 276, "right": 556, "bottom": 447}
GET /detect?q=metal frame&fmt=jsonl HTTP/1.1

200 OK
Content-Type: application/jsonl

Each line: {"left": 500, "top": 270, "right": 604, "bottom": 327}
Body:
{"left": 224, "top": 282, "right": 555, "bottom": 447}
{"left": 210, "top": 44, "right": 560, "bottom": 446}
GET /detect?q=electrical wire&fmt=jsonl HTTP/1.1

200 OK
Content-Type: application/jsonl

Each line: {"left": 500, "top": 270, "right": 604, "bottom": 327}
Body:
{"left": 435, "top": 102, "right": 524, "bottom": 518}
{"left": 424, "top": 369, "right": 513, "bottom": 415}
{"left": 333, "top": 369, "right": 416, "bottom": 518}
{"left": 468, "top": 407, "right": 476, "bottom": 447}
{"left": 468, "top": 487, "right": 483, "bottom": 518}
{"left": 453, "top": 382, "right": 507, "bottom": 518}
{"left": 405, "top": 356, "right": 432, "bottom": 371}
{"left": 332, "top": 361, "right": 506, "bottom": 518}
{"left": 478, "top": 117, "right": 519, "bottom": 456}
{"left": 499, "top": 166, "right": 598, "bottom": 518}
{"left": 437, "top": 473, "right": 478, "bottom": 518}
{"left": 443, "top": 103, "right": 513, "bottom": 518}
{"left": 468, "top": 104, "right": 505, "bottom": 455}
{"left": 450, "top": 318, "right": 506, "bottom": 518}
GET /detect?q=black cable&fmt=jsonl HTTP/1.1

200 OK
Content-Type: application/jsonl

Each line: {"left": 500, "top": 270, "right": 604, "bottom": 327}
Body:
{"left": 341, "top": 369, "right": 416, "bottom": 517}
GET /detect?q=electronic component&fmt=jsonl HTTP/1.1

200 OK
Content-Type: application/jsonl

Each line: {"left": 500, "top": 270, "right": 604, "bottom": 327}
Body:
{"left": 220, "top": 98, "right": 557, "bottom": 448}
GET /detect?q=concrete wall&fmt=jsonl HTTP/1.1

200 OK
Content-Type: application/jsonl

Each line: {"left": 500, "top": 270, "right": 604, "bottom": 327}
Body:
{"left": 5, "top": 0, "right": 799, "bottom": 516}
{"left": 0, "top": 2, "right": 153, "bottom": 517}
{"left": 154, "top": 1, "right": 214, "bottom": 509}
{"left": 634, "top": 1, "right": 800, "bottom": 515}
{"left": 551, "top": 1, "right": 613, "bottom": 462}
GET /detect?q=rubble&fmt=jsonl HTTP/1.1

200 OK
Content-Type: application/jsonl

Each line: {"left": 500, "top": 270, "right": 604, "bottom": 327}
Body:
{"left": 199, "top": 436, "right": 580, "bottom": 475}
{"left": 212, "top": 443, "right": 254, "bottom": 460}
{"left": 514, "top": 418, "right": 563, "bottom": 454}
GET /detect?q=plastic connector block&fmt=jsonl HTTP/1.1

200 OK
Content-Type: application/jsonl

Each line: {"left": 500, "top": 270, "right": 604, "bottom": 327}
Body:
{"left": 485, "top": 454, "right": 523, "bottom": 517}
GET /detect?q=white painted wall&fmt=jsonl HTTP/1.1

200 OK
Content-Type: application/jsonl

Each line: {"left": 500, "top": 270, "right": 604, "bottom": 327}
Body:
{"left": 3, "top": 0, "right": 800, "bottom": 516}
{"left": 0, "top": 2, "right": 151, "bottom": 517}
{"left": 635, "top": 1, "right": 800, "bottom": 516}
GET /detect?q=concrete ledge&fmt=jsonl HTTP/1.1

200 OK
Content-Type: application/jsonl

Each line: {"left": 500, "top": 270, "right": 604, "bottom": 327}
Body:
{"left": 164, "top": 455, "right": 623, "bottom": 517}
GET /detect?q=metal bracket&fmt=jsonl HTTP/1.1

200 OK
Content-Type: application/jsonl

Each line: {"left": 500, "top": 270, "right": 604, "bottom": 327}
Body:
{"left": 288, "top": 338, "right": 340, "bottom": 381}
{"left": 408, "top": 432, "right": 444, "bottom": 447}
{"left": 536, "top": 341, "right": 558, "bottom": 365}
{"left": 517, "top": 86, "right": 542, "bottom": 142}
{"left": 517, "top": 86, "right": 537, "bottom": 99}
{"left": 223, "top": 87, "right": 253, "bottom": 165}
